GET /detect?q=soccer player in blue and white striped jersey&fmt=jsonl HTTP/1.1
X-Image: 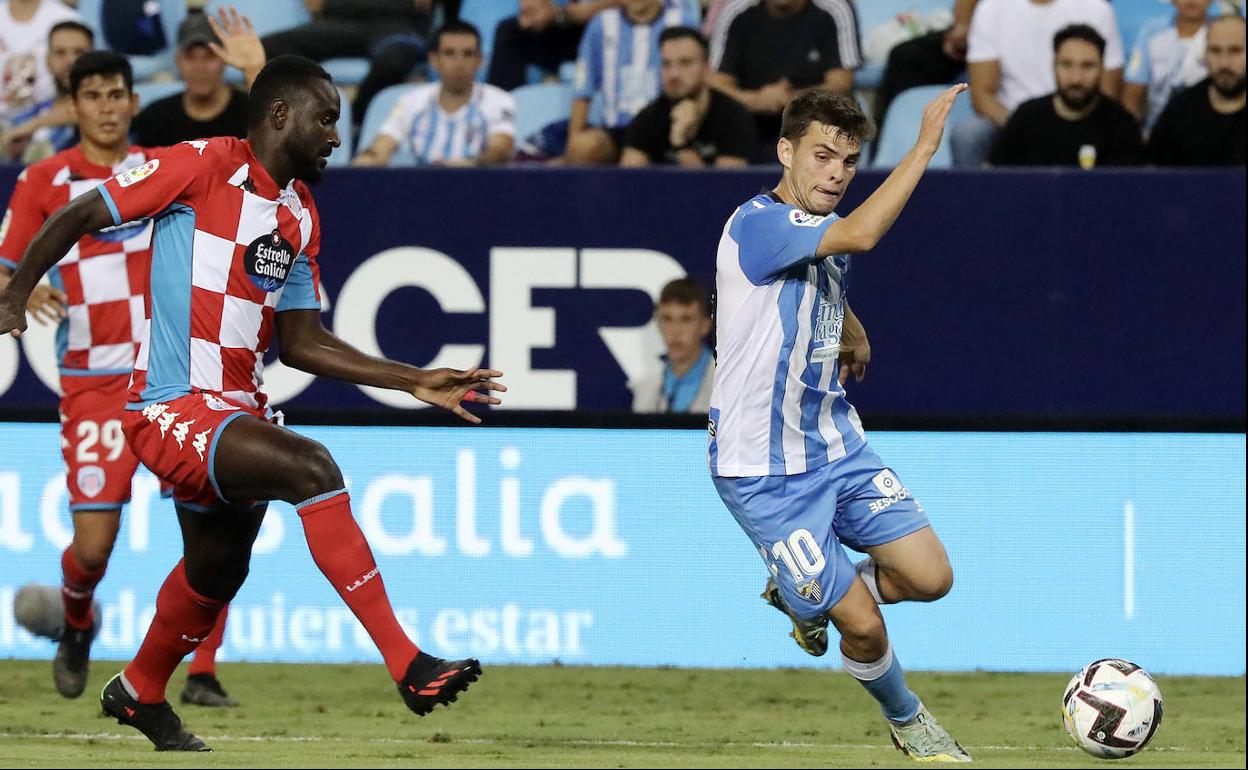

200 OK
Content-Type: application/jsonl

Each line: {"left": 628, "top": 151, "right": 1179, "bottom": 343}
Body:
{"left": 708, "top": 85, "right": 973, "bottom": 763}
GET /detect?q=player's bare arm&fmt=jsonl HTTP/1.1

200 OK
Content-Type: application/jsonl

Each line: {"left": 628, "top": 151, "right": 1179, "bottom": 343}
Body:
{"left": 0, "top": 268, "right": 66, "bottom": 326}
{"left": 0, "top": 190, "right": 113, "bottom": 338}
{"left": 817, "top": 84, "right": 966, "bottom": 257}
{"left": 274, "top": 309, "right": 506, "bottom": 423}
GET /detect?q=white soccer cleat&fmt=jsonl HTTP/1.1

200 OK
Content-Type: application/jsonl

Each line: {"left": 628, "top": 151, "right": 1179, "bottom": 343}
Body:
{"left": 888, "top": 702, "right": 973, "bottom": 763}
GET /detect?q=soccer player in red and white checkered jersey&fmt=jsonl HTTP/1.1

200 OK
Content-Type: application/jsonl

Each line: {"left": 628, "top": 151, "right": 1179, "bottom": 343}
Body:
{"left": 0, "top": 50, "right": 240, "bottom": 709}
{"left": 0, "top": 54, "right": 505, "bottom": 752}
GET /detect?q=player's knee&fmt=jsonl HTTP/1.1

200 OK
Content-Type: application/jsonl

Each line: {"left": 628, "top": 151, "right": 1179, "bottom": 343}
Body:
{"left": 837, "top": 608, "right": 888, "bottom": 652}
{"left": 74, "top": 542, "right": 114, "bottom": 573}
{"left": 294, "top": 441, "right": 344, "bottom": 501}
{"left": 908, "top": 560, "right": 954, "bottom": 602}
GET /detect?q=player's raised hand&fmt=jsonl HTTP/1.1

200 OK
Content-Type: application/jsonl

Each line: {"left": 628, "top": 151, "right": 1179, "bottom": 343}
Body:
{"left": 26, "top": 284, "right": 67, "bottom": 326}
{"left": 916, "top": 83, "right": 967, "bottom": 157}
{"left": 410, "top": 368, "right": 507, "bottom": 424}
{"left": 207, "top": 7, "right": 266, "bottom": 87}
{"left": 0, "top": 288, "right": 29, "bottom": 338}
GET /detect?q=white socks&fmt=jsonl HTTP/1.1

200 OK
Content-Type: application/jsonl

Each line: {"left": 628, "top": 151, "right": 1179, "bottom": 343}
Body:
{"left": 856, "top": 557, "right": 887, "bottom": 604}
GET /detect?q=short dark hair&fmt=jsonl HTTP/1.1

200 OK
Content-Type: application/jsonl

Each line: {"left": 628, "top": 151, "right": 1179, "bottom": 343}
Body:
{"left": 433, "top": 20, "right": 481, "bottom": 51}
{"left": 780, "top": 90, "right": 876, "bottom": 146}
{"left": 659, "top": 278, "right": 710, "bottom": 317}
{"left": 68, "top": 50, "right": 132, "bottom": 96}
{"left": 1053, "top": 24, "right": 1106, "bottom": 58}
{"left": 248, "top": 55, "right": 333, "bottom": 129}
{"left": 49, "top": 19, "right": 95, "bottom": 45}
{"left": 659, "top": 26, "right": 709, "bottom": 59}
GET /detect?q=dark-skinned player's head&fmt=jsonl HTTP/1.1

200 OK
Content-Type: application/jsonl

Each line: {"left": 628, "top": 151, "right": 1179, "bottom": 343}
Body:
{"left": 248, "top": 55, "right": 340, "bottom": 183}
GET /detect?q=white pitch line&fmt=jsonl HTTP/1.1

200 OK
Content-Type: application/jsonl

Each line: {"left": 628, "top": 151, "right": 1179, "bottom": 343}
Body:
{"left": 0, "top": 731, "right": 1207, "bottom": 753}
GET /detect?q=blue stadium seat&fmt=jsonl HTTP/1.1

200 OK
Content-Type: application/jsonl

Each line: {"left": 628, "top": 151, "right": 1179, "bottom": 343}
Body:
{"left": 328, "top": 87, "right": 354, "bottom": 166}
{"left": 870, "top": 84, "right": 971, "bottom": 169}
{"left": 132, "top": 80, "right": 184, "bottom": 111}
{"left": 459, "top": 0, "right": 520, "bottom": 65}
{"left": 854, "top": 0, "right": 951, "bottom": 90}
{"left": 323, "top": 58, "right": 372, "bottom": 87}
{"left": 355, "top": 83, "right": 418, "bottom": 165}
{"left": 512, "top": 83, "right": 572, "bottom": 141}
{"left": 77, "top": 0, "right": 186, "bottom": 82}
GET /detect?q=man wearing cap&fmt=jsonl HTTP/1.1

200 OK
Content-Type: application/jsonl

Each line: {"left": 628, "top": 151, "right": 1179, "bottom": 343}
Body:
{"left": 131, "top": 8, "right": 266, "bottom": 148}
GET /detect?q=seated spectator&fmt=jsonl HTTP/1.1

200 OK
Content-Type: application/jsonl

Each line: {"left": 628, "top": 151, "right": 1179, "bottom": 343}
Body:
{"left": 354, "top": 21, "right": 515, "bottom": 167}
{"left": 566, "top": 0, "right": 698, "bottom": 164}
{"left": 621, "top": 26, "right": 754, "bottom": 167}
{"left": 1123, "top": 0, "right": 1216, "bottom": 135}
{"left": 262, "top": 0, "right": 447, "bottom": 132}
{"left": 873, "top": 0, "right": 978, "bottom": 141}
{"left": 131, "top": 9, "right": 267, "bottom": 148}
{"left": 955, "top": 0, "right": 1124, "bottom": 167}
{"left": 2, "top": 19, "right": 92, "bottom": 161}
{"left": 1149, "top": 14, "right": 1245, "bottom": 165}
{"left": 708, "top": 0, "right": 859, "bottom": 163}
{"left": 0, "top": 0, "right": 83, "bottom": 136}
{"left": 486, "top": 0, "right": 618, "bottom": 91}
{"left": 706, "top": 0, "right": 860, "bottom": 74}
{"left": 990, "top": 24, "right": 1142, "bottom": 166}
{"left": 630, "top": 277, "right": 715, "bottom": 414}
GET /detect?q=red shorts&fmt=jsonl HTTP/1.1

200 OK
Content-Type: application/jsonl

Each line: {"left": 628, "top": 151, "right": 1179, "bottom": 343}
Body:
{"left": 60, "top": 375, "right": 141, "bottom": 511}
{"left": 122, "top": 392, "right": 265, "bottom": 510}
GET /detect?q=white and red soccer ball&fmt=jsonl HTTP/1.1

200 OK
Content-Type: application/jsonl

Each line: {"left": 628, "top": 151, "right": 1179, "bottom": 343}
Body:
{"left": 1062, "top": 658, "right": 1164, "bottom": 759}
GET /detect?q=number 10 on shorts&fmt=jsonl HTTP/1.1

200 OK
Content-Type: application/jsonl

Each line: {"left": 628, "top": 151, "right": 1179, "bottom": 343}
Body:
{"left": 760, "top": 529, "right": 827, "bottom": 583}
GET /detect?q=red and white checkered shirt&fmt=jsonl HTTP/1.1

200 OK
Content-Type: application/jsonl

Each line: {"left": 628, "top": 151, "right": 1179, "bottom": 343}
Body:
{"left": 98, "top": 138, "right": 323, "bottom": 411}
{"left": 0, "top": 146, "right": 153, "bottom": 375}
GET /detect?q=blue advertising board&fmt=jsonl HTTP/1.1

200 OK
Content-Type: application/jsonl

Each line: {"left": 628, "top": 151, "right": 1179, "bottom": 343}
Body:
{"left": 1, "top": 422, "right": 1243, "bottom": 675}
{"left": 1, "top": 166, "right": 1244, "bottom": 418}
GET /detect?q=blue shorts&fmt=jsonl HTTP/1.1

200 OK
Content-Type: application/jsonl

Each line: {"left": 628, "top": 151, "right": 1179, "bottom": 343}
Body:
{"left": 712, "top": 442, "right": 930, "bottom": 620}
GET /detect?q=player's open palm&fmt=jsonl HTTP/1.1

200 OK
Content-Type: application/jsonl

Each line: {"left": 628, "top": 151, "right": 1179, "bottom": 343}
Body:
{"left": 916, "top": 83, "right": 968, "bottom": 156}
{"left": 410, "top": 368, "right": 507, "bottom": 424}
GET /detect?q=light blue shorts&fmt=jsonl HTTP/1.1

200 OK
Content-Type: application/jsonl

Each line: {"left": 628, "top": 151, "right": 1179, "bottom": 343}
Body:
{"left": 713, "top": 442, "right": 930, "bottom": 619}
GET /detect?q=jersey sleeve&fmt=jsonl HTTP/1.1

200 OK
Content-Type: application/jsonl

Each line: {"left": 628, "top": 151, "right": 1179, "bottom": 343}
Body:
{"left": 487, "top": 90, "right": 517, "bottom": 138}
{"left": 733, "top": 203, "right": 838, "bottom": 285}
{"left": 379, "top": 92, "right": 417, "bottom": 144}
{"left": 98, "top": 141, "right": 206, "bottom": 226}
{"left": 277, "top": 203, "right": 322, "bottom": 312}
{"left": 573, "top": 17, "right": 604, "bottom": 101}
{"left": 0, "top": 168, "right": 47, "bottom": 271}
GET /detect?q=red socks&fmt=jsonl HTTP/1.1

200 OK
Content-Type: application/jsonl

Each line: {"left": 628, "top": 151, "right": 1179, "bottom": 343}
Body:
{"left": 123, "top": 560, "right": 224, "bottom": 703}
{"left": 297, "top": 491, "right": 418, "bottom": 681}
{"left": 61, "top": 546, "right": 105, "bottom": 631}
{"left": 186, "top": 605, "right": 229, "bottom": 677}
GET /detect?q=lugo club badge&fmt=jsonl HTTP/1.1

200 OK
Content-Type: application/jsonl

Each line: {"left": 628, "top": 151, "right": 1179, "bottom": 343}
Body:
{"left": 245, "top": 229, "right": 296, "bottom": 293}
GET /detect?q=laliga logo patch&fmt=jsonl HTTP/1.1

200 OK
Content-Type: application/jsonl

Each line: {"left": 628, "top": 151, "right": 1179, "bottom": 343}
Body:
{"left": 77, "top": 465, "right": 106, "bottom": 499}
{"left": 115, "top": 159, "right": 159, "bottom": 188}
{"left": 244, "top": 228, "right": 295, "bottom": 293}
{"left": 789, "top": 210, "right": 826, "bottom": 227}
{"left": 872, "top": 469, "right": 903, "bottom": 497}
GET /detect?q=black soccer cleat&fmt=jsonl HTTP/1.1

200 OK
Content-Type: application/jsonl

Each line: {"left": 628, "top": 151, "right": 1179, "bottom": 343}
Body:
{"left": 397, "top": 651, "right": 482, "bottom": 716}
{"left": 53, "top": 624, "right": 94, "bottom": 698}
{"left": 180, "top": 673, "right": 239, "bottom": 708}
{"left": 100, "top": 675, "right": 211, "bottom": 752}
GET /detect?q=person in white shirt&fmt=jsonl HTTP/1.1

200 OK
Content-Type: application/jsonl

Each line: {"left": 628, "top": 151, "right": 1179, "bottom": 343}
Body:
{"left": 353, "top": 20, "right": 516, "bottom": 167}
{"left": 0, "top": 0, "right": 82, "bottom": 130}
{"left": 1123, "top": 0, "right": 1216, "bottom": 134}
{"left": 952, "top": 0, "right": 1124, "bottom": 166}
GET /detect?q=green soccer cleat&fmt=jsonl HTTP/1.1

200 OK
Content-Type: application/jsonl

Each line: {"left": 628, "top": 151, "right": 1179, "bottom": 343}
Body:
{"left": 761, "top": 576, "right": 829, "bottom": 657}
{"left": 888, "top": 703, "right": 973, "bottom": 763}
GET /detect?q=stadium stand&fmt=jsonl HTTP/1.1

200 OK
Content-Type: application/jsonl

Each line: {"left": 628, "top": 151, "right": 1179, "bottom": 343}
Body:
{"left": 871, "top": 83, "right": 972, "bottom": 168}
{"left": 355, "top": 83, "right": 416, "bottom": 165}
{"left": 512, "top": 82, "right": 572, "bottom": 143}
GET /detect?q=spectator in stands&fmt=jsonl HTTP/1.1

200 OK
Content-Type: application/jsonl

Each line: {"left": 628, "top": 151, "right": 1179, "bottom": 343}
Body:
{"left": 486, "top": 0, "right": 620, "bottom": 91}
{"left": 706, "top": 0, "right": 861, "bottom": 76}
{"left": 0, "top": 0, "right": 82, "bottom": 137}
{"left": 954, "top": 0, "right": 1124, "bottom": 167}
{"left": 630, "top": 277, "right": 715, "bottom": 413}
{"left": 131, "top": 9, "right": 267, "bottom": 148}
{"left": 1123, "top": 0, "right": 1215, "bottom": 135}
{"left": 566, "top": 0, "right": 698, "bottom": 165}
{"left": 1149, "top": 14, "right": 1245, "bottom": 164}
{"left": 353, "top": 21, "right": 516, "bottom": 167}
{"left": 621, "top": 26, "right": 753, "bottom": 167}
{"left": 261, "top": 0, "right": 445, "bottom": 133}
{"left": 990, "top": 25, "right": 1142, "bottom": 167}
{"left": 2, "top": 19, "right": 92, "bottom": 161}
{"left": 708, "top": 0, "right": 860, "bottom": 163}
{"left": 873, "top": 0, "right": 978, "bottom": 141}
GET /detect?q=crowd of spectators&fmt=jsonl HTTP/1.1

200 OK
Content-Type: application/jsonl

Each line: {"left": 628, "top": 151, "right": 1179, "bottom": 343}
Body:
{"left": 0, "top": 0, "right": 1244, "bottom": 169}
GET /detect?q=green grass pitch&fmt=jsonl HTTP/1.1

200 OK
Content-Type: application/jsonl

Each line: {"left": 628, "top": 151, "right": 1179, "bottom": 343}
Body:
{"left": 0, "top": 660, "right": 1243, "bottom": 768}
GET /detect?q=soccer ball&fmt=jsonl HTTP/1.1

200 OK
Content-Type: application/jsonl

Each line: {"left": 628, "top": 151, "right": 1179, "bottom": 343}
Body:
{"left": 1062, "top": 658, "right": 1164, "bottom": 759}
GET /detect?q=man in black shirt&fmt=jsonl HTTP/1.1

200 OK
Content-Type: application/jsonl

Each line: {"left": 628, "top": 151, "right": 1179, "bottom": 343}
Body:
{"left": 1150, "top": 15, "right": 1246, "bottom": 166}
{"left": 709, "top": 0, "right": 857, "bottom": 163}
{"left": 621, "top": 27, "right": 754, "bottom": 167}
{"left": 131, "top": 10, "right": 266, "bottom": 148}
{"left": 990, "top": 24, "right": 1141, "bottom": 167}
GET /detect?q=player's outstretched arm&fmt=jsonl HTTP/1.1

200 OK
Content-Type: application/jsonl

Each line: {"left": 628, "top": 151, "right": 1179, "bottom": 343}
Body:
{"left": 818, "top": 84, "right": 967, "bottom": 256}
{"left": 275, "top": 309, "right": 506, "bottom": 423}
{"left": 0, "top": 190, "right": 113, "bottom": 338}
